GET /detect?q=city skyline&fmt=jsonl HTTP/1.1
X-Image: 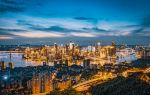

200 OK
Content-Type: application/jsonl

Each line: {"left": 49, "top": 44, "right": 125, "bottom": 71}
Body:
{"left": 0, "top": 0, "right": 150, "bottom": 45}
{"left": 0, "top": 1, "right": 150, "bottom": 94}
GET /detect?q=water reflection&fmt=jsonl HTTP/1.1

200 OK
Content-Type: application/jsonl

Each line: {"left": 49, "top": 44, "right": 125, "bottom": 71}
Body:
{"left": 0, "top": 53, "right": 44, "bottom": 67}
{"left": 0, "top": 52, "right": 137, "bottom": 68}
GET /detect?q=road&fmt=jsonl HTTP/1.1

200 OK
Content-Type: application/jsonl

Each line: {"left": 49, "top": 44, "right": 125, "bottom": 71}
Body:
{"left": 72, "top": 72, "right": 116, "bottom": 92}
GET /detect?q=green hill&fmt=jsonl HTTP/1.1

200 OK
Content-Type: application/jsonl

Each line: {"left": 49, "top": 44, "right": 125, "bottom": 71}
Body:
{"left": 91, "top": 72, "right": 150, "bottom": 95}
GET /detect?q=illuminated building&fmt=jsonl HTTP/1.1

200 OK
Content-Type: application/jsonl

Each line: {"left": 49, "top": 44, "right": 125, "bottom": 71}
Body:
{"left": 59, "top": 59, "right": 63, "bottom": 64}
{"left": 0, "top": 61, "right": 6, "bottom": 70}
{"left": 53, "top": 79, "right": 71, "bottom": 91}
{"left": 31, "top": 73, "right": 53, "bottom": 94}
{"left": 32, "top": 75, "right": 41, "bottom": 94}
{"left": 45, "top": 74, "right": 53, "bottom": 92}
{"left": 65, "top": 59, "right": 68, "bottom": 66}
{"left": 116, "top": 48, "right": 137, "bottom": 63}
{"left": 69, "top": 41, "right": 75, "bottom": 50}
{"left": 95, "top": 42, "right": 101, "bottom": 56}
{"left": 65, "top": 44, "right": 69, "bottom": 55}
{"left": 23, "top": 41, "right": 118, "bottom": 66}
{"left": 83, "top": 59, "right": 90, "bottom": 69}
{"left": 8, "top": 62, "right": 14, "bottom": 69}
{"left": 54, "top": 60, "right": 57, "bottom": 66}
{"left": 24, "top": 47, "right": 31, "bottom": 59}
{"left": 112, "top": 41, "right": 116, "bottom": 56}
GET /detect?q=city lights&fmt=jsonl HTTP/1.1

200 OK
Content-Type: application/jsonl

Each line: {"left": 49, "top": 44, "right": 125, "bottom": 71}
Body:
{"left": 0, "top": 0, "right": 150, "bottom": 94}
{"left": 3, "top": 75, "right": 8, "bottom": 80}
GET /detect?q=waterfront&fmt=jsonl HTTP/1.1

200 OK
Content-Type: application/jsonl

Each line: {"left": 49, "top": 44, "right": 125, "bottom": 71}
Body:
{"left": 0, "top": 43, "right": 149, "bottom": 95}
{"left": 0, "top": 52, "right": 44, "bottom": 67}
{"left": 0, "top": 0, "right": 150, "bottom": 94}
{"left": 0, "top": 48, "right": 141, "bottom": 68}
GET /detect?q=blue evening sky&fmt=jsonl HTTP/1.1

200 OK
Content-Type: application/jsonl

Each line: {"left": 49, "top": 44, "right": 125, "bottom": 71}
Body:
{"left": 0, "top": 0, "right": 150, "bottom": 45}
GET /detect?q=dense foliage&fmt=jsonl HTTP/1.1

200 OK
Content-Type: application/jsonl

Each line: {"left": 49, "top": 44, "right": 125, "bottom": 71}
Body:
{"left": 91, "top": 72, "right": 150, "bottom": 95}
{"left": 47, "top": 88, "right": 80, "bottom": 95}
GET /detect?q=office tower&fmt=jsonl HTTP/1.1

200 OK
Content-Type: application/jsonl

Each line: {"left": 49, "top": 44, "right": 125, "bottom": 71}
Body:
{"left": 54, "top": 43, "right": 58, "bottom": 54}
{"left": 0, "top": 61, "right": 5, "bottom": 70}
{"left": 27, "top": 80, "right": 32, "bottom": 91}
{"left": 43, "top": 62, "right": 47, "bottom": 66}
{"left": 59, "top": 59, "right": 63, "bottom": 64}
{"left": 95, "top": 42, "right": 101, "bottom": 56}
{"left": 40, "top": 74, "right": 45, "bottom": 93}
{"left": 65, "top": 44, "right": 69, "bottom": 55}
{"left": 112, "top": 41, "right": 116, "bottom": 56}
{"left": 69, "top": 41, "right": 74, "bottom": 50}
{"left": 97, "top": 42, "right": 101, "bottom": 46}
{"left": 32, "top": 75, "right": 40, "bottom": 94}
{"left": 45, "top": 74, "right": 53, "bottom": 92}
{"left": 65, "top": 59, "right": 68, "bottom": 66}
{"left": 8, "top": 62, "right": 14, "bottom": 69}
{"left": 31, "top": 73, "right": 53, "bottom": 94}
{"left": 83, "top": 59, "right": 90, "bottom": 69}
{"left": 54, "top": 60, "right": 57, "bottom": 66}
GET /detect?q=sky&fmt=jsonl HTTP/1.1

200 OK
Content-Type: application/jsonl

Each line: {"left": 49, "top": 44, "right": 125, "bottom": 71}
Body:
{"left": 0, "top": 0, "right": 150, "bottom": 45}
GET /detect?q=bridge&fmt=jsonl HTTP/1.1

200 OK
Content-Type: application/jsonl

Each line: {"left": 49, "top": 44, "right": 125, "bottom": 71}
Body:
{"left": 72, "top": 72, "right": 116, "bottom": 92}
{"left": 73, "top": 67, "right": 150, "bottom": 92}
{"left": 0, "top": 51, "right": 24, "bottom": 53}
{"left": 122, "top": 66, "right": 150, "bottom": 77}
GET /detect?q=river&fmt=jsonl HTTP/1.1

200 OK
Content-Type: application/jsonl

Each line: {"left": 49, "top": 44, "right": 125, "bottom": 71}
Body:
{"left": 0, "top": 52, "right": 44, "bottom": 67}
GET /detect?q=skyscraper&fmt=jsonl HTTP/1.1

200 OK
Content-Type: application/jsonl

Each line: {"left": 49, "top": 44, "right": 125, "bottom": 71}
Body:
{"left": 32, "top": 75, "right": 40, "bottom": 94}
{"left": 83, "top": 59, "right": 90, "bottom": 69}
{"left": 0, "top": 61, "right": 5, "bottom": 70}
{"left": 8, "top": 62, "right": 14, "bottom": 69}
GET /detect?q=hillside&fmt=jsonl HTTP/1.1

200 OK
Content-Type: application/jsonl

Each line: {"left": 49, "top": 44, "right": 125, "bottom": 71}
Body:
{"left": 91, "top": 72, "right": 150, "bottom": 95}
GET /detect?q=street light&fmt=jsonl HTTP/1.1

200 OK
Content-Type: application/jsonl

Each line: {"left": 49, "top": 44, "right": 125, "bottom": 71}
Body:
{"left": 3, "top": 75, "right": 8, "bottom": 80}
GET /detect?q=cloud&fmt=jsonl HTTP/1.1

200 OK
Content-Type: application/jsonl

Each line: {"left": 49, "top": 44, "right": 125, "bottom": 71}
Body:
{"left": 131, "top": 28, "right": 150, "bottom": 36}
{"left": 82, "top": 27, "right": 107, "bottom": 32}
{"left": 95, "top": 20, "right": 149, "bottom": 36}
{"left": 74, "top": 17, "right": 97, "bottom": 22}
{"left": 0, "top": 18, "right": 27, "bottom": 30}
{"left": 0, "top": 0, "right": 25, "bottom": 13}
{"left": 17, "top": 16, "right": 95, "bottom": 30}
{"left": 70, "top": 30, "right": 131, "bottom": 37}
{"left": 28, "top": 25, "right": 80, "bottom": 33}
{"left": 17, "top": 19, "right": 86, "bottom": 32}
{"left": 0, "top": 35, "right": 14, "bottom": 39}
{"left": 96, "top": 21, "right": 132, "bottom": 30}
{"left": 0, "top": 28, "right": 26, "bottom": 32}
{"left": 141, "top": 15, "right": 150, "bottom": 28}
{"left": 0, "top": 15, "right": 150, "bottom": 40}
{"left": 125, "top": 15, "right": 150, "bottom": 36}
{"left": 70, "top": 32, "right": 98, "bottom": 37}
{"left": 0, "top": 28, "right": 27, "bottom": 37}
{"left": 11, "top": 31, "right": 65, "bottom": 38}
{"left": 0, "top": 0, "right": 44, "bottom": 13}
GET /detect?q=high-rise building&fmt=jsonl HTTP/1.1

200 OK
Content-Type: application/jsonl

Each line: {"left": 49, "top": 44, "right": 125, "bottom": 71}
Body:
{"left": 65, "top": 44, "right": 69, "bottom": 55}
{"left": 0, "top": 61, "right": 5, "bottom": 70}
{"left": 83, "top": 59, "right": 90, "bottom": 69}
{"left": 43, "top": 62, "right": 47, "bottom": 66}
{"left": 45, "top": 74, "right": 53, "bottom": 92}
{"left": 59, "top": 59, "right": 63, "bottom": 64}
{"left": 31, "top": 73, "right": 53, "bottom": 94}
{"left": 112, "top": 41, "right": 116, "bottom": 56}
{"left": 97, "top": 42, "right": 101, "bottom": 46}
{"left": 54, "top": 60, "right": 57, "bottom": 66}
{"left": 65, "top": 59, "right": 68, "bottom": 66}
{"left": 32, "top": 75, "right": 40, "bottom": 94}
{"left": 40, "top": 74, "right": 45, "bottom": 93}
{"left": 54, "top": 43, "right": 58, "bottom": 54}
{"left": 8, "top": 62, "right": 14, "bottom": 69}
{"left": 69, "top": 41, "right": 74, "bottom": 50}
{"left": 95, "top": 42, "right": 101, "bottom": 56}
